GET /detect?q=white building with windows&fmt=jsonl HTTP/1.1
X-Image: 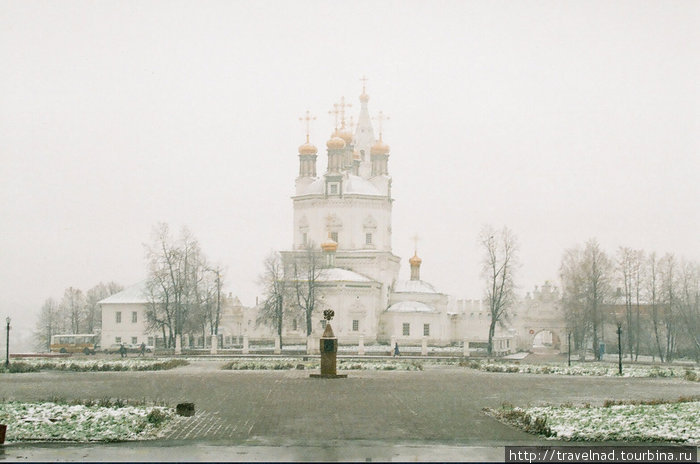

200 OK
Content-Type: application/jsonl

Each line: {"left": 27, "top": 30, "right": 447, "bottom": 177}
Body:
{"left": 99, "top": 281, "right": 152, "bottom": 348}
{"left": 99, "top": 281, "right": 261, "bottom": 349}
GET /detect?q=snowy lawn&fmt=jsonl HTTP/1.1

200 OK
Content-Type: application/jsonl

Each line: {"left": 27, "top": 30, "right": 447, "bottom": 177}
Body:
{"left": 487, "top": 399, "right": 700, "bottom": 443}
{"left": 0, "top": 359, "right": 189, "bottom": 373}
{"left": 463, "top": 360, "right": 699, "bottom": 381}
{"left": 220, "top": 358, "right": 424, "bottom": 371}
{"left": 0, "top": 401, "right": 175, "bottom": 442}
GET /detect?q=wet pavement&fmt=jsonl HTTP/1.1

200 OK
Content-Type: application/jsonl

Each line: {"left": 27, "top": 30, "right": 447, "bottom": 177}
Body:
{"left": 0, "top": 441, "right": 507, "bottom": 462}
{"left": 1, "top": 360, "right": 698, "bottom": 461}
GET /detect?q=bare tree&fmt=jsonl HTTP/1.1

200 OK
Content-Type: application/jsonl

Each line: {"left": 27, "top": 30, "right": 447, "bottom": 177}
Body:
{"left": 34, "top": 298, "right": 61, "bottom": 351}
{"left": 646, "top": 252, "right": 665, "bottom": 362}
{"left": 617, "top": 247, "right": 643, "bottom": 360}
{"left": 560, "top": 239, "right": 613, "bottom": 360}
{"left": 257, "top": 251, "right": 287, "bottom": 346}
{"left": 676, "top": 260, "right": 699, "bottom": 362}
{"left": 144, "top": 223, "right": 207, "bottom": 348}
{"left": 60, "top": 287, "right": 86, "bottom": 334}
{"left": 290, "top": 243, "right": 323, "bottom": 338}
{"left": 659, "top": 253, "right": 678, "bottom": 362}
{"left": 479, "top": 225, "right": 518, "bottom": 357}
{"left": 85, "top": 282, "right": 123, "bottom": 334}
{"left": 560, "top": 247, "right": 589, "bottom": 358}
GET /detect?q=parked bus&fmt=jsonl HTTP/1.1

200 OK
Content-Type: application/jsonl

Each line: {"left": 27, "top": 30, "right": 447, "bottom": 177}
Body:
{"left": 50, "top": 334, "right": 98, "bottom": 354}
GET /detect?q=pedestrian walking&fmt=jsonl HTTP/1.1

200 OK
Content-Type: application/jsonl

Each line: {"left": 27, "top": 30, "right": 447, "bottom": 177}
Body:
{"left": 139, "top": 342, "right": 146, "bottom": 357}
{"left": 393, "top": 342, "right": 400, "bottom": 357}
{"left": 119, "top": 343, "right": 127, "bottom": 358}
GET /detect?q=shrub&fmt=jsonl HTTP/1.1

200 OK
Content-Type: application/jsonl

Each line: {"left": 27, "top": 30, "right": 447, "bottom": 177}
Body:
{"left": 0, "top": 362, "right": 41, "bottom": 374}
{"left": 147, "top": 408, "right": 168, "bottom": 426}
{"left": 684, "top": 370, "right": 697, "bottom": 382}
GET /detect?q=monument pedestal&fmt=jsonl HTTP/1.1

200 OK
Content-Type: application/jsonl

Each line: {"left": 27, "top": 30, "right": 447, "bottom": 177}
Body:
{"left": 310, "top": 322, "right": 347, "bottom": 379}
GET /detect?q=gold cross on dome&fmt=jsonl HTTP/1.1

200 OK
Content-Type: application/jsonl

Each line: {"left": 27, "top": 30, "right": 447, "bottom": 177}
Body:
{"left": 373, "top": 111, "right": 390, "bottom": 140}
{"left": 411, "top": 234, "right": 420, "bottom": 254}
{"left": 337, "top": 96, "right": 352, "bottom": 129}
{"left": 328, "top": 103, "right": 340, "bottom": 130}
{"left": 299, "top": 110, "right": 316, "bottom": 143}
{"left": 360, "top": 75, "right": 368, "bottom": 93}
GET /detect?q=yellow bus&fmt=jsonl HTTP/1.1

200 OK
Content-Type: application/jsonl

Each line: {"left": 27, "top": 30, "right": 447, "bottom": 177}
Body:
{"left": 50, "top": 334, "right": 98, "bottom": 355}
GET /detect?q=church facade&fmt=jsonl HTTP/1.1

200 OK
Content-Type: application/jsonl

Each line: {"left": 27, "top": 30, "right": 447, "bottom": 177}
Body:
{"left": 278, "top": 85, "right": 460, "bottom": 347}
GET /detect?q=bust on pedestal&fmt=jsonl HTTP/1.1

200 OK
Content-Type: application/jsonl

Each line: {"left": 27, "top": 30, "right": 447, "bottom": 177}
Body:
{"left": 310, "top": 309, "right": 347, "bottom": 379}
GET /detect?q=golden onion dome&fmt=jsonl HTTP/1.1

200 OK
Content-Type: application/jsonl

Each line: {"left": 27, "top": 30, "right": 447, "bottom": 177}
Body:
{"left": 298, "top": 142, "right": 318, "bottom": 155}
{"left": 332, "top": 128, "right": 353, "bottom": 145}
{"left": 339, "top": 131, "right": 353, "bottom": 144}
{"left": 409, "top": 253, "right": 422, "bottom": 266}
{"left": 326, "top": 136, "right": 346, "bottom": 150}
{"left": 359, "top": 92, "right": 369, "bottom": 103}
{"left": 370, "top": 139, "right": 390, "bottom": 155}
{"left": 320, "top": 238, "right": 338, "bottom": 252}
{"left": 353, "top": 150, "right": 361, "bottom": 160}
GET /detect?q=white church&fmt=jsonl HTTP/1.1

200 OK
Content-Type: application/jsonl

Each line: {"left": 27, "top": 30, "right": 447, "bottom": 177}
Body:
{"left": 278, "top": 84, "right": 455, "bottom": 346}
{"left": 100, "top": 83, "right": 565, "bottom": 354}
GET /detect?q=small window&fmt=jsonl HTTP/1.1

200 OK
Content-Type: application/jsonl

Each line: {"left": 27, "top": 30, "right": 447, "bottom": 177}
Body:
{"left": 116, "top": 311, "right": 121, "bottom": 323}
{"left": 115, "top": 336, "right": 122, "bottom": 344}
{"left": 330, "top": 232, "right": 338, "bottom": 243}
{"left": 132, "top": 311, "right": 138, "bottom": 323}
{"left": 292, "top": 319, "right": 297, "bottom": 331}
{"left": 321, "top": 320, "right": 327, "bottom": 329}
{"left": 330, "top": 183, "right": 338, "bottom": 194}
{"left": 365, "top": 233, "right": 372, "bottom": 245}
{"left": 147, "top": 337, "right": 154, "bottom": 346}
{"left": 424, "top": 323, "right": 430, "bottom": 336}
{"left": 131, "top": 337, "right": 137, "bottom": 344}
{"left": 402, "top": 322, "right": 410, "bottom": 336}
{"left": 352, "top": 320, "right": 359, "bottom": 331}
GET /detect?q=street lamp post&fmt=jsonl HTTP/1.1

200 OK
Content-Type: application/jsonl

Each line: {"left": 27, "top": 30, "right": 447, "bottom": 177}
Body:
{"left": 617, "top": 322, "right": 623, "bottom": 376}
{"left": 5, "top": 317, "right": 10, "bottom": 368}
{"left": 567, "top": 331, "right": 571, "bottom": 367}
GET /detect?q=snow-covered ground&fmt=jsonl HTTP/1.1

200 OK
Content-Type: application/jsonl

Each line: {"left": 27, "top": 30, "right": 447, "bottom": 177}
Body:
{"left": 2, "top": 359, "right": 188, "bottom": 372}
{"left": 0, "top": 402, "right": 174, "bottom": 442}
{"left": 220, "top": 358, "right": 424, "bottom": 371}
{"left": 466, "top": 360, "right": 699, "bottom": 380}
{"left": 504, "top": 401, "right": 700, "bottom": 443}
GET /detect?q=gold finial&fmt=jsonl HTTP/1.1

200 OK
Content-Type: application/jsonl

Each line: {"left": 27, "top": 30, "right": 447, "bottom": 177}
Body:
{"left": 299, "top": 110, "right": 316, "bottom": 143}
{"left": 373, "top": 111, "right": 390, "bottom": 142}
{"left": 409, "top": 234, "right": 422, "bottom": 267}
{"left": 359, "top": 75, "right": 369, "bottom": 102}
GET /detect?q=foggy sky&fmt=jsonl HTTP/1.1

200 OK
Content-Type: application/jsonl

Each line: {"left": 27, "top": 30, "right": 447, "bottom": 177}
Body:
{"left": 1, "top": 0, "right": 698, "bottom": 346}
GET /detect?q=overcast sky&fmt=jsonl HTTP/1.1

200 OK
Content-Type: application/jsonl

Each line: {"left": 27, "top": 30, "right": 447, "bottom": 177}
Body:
{"left": 1, "top": 0, "right": 698, "bottom": 345}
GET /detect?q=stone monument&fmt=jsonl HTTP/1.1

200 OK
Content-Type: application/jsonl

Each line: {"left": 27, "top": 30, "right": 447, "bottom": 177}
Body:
{"left": 310, "top": 309, "right": 347, "bottom": 379}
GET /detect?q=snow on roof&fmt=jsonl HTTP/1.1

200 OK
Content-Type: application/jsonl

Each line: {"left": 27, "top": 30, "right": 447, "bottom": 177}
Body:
{"left": 98, "top": 281, "right": 149, "bottom": 305}
{"left": 298, "top": 175, "right": 383, "bottom": 197}
{"left": 393, "top": 279, "right": 439, "bottom": 294}
{"left": 317, "top": 268, "right": 375, "bottom": 283}
{"left": 387, "top": 301, "right": 438, "bottom": 313}
{"left": 344, "top": 175, "right": 382, "bottom": 196}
